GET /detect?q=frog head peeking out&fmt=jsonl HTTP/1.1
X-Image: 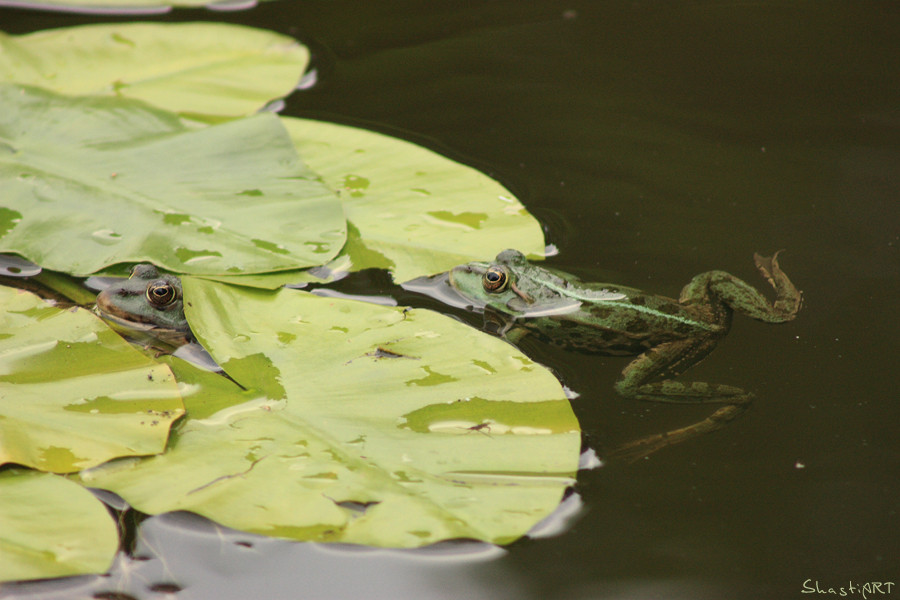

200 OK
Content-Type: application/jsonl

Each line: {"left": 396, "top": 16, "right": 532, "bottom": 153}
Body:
{"left": 95, "top": 264, "right": 190, "bottom": 346}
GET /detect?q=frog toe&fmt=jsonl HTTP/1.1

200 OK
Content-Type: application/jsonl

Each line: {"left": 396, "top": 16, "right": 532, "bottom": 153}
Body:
{"left": 753, "top": 251, "right": 803, "bottom": 320}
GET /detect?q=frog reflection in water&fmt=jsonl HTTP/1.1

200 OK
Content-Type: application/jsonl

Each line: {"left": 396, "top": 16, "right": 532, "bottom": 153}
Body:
{"left": 449, "top": 249, "right": 802, "bottom": 459}
{"left": 95, "top": 264, "right": 191, "bottom": 348}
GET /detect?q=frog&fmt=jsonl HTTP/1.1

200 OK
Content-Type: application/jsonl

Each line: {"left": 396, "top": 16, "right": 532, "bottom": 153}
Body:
{"left": 448, "top": 249, "right": 802, "bottom": 459}
{"left": 95, "top": 264, "right": 191, "bottom": 348}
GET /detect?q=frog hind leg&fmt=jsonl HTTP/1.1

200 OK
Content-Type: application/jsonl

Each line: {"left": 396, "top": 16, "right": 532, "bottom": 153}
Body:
{"left": 608, "top": 337, "right": 754, "bottom": 461}
{"left": 680, "top": 251, "right": 802, "bottom": 324}
{"left": 610, "top": 253, "right": 800, "bottom": 461}
{"left": 609, "top": 404, "right": 747, "bottom": 463}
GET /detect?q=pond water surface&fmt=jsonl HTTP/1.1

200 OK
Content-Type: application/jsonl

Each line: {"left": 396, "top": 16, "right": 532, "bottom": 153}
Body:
{"left": 2, "top": 2, "right": 898, "bottom": 599}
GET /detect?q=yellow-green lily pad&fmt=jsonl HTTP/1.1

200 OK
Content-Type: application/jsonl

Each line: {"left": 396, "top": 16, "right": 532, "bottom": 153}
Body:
{"left": 0, "top": 22, "right": 544, "bottom": 286}
{"left": 0, "top": 84, "right": 345, "bottom": 276}
{"left": 0, "top": 23, "right": 306, "bottom": 118}
{"left": 284, "top": 117, "right": 547, "bottom": 283}
{"left": 80, "top": 279, "right": 579, "bottom": 547}
{"left": 0, "top": 285, "right": 185, "bottom": 473}
{"left": 208, "top": 118, "right": 548, "bottom": 289}
{"left": 0, "top": 469, "right": 117, "bottom": 582}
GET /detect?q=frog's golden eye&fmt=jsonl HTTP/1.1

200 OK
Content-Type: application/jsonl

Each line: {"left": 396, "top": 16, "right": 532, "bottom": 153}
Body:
{"left": 482, "top": 266, "right": 510, "bottom": 293}
{"left": 146, "top": 281, "right": 177, "bottom": 307}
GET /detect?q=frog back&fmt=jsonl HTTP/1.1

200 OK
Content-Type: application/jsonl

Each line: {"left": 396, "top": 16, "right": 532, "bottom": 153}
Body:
{"left": 521, "top": 280, "right": 715, "bottom": 355}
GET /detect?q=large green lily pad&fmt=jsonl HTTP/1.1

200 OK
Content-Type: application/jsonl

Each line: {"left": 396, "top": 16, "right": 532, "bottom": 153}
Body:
{"left": 0, "top": 84, "right": 345, "bottom": 276}
{"left": 0, "top": 23, "right": 306, "bottom": 117}
{"left": 1, "top": 22, "right": 545, "bottom": 285}
{"left": 0, "top": 285, "right": 185, "bottom": 473}
{"left": 212, "top": 117, "right": 548, "bottom": 289}
{"left": 80, "top": 280, "right": 579, "bottom": 547}
{"left": 0, "top": 469, "right": 117, "bottom": 582}
{"left": 285, "top": 117, "right": 547, "bottom": 283}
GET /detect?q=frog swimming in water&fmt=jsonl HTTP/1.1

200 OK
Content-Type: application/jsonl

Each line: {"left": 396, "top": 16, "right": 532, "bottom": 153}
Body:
{"left": 95, "top": 264, "right": 190, "bottom": 347}
{"left": 448, "top": 249, "right": 802, "bottom": 458}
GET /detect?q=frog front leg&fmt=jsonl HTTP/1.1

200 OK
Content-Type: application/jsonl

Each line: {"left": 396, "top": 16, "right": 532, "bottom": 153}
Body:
{"left": 610, "top": 337, "right": 753, "bottom": 461}
{"left": 481, "top": 306, "right": 522, "bottom": 339}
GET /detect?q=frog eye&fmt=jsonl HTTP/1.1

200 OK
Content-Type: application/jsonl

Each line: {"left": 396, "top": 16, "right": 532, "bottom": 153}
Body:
{"left": 482, "top": 266, "right": 510, "bottom": 293}
{"left": 146, "top": 281, "right": 178, "bottom": 307}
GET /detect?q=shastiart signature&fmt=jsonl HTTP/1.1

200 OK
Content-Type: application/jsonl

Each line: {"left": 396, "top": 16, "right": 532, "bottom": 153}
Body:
{"left": 802, "top": 579, "right": 895, "bottom": 599}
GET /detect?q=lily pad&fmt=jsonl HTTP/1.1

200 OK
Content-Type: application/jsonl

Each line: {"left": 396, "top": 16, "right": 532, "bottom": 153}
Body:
{"left": 0, "top": 23, "right": 306, "bottom": 117}
{"left": 283, "top": 117, "right": 546, "bottom": 283}
{"left": 80, "top": 280, "right": 579, "bottom": 547}
{"left": 0, "top": 285, "right": 185, "bottom": 473}
{"left": 0, "top": 84, "right": 345, "bottom": 276}
{"left": 0, "top": 469, "right": 117, "bottom": 582}
{"left": 208, "top": 118, "right": 548, "bottom": 289}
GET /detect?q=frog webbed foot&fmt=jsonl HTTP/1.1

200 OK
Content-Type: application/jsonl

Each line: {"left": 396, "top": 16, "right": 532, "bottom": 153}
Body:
{"left": 753, "top": 251, "right": 803, "bottom": 320}
{"left": 681, "top": 252, "right": 802, "bottom": 324}
{"left": 607, "top": 404, "right": 748, "bottom": 462}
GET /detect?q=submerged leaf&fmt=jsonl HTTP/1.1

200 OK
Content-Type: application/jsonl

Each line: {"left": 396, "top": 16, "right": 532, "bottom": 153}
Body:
{"left": 0, "top": 285, "right": 185, "bottom": 473}
{"left": 81, "top": 280, "right": 579, "bottom": 547}
{"left": 0, "top": 23, "right": 306, "bottom": 117}
{"left": 0, "top": 469, "right": 117, "bottom": 582}
{"left": 0, "top": 84, "right": 345, "bottom": 276}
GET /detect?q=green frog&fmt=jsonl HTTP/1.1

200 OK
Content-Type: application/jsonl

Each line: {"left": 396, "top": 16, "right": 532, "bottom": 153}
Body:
{"left": 95, "top": 264, "right": 191, "bottom": 347}
{"left": 448, "top": 249, "right": 802, "bottom": 458}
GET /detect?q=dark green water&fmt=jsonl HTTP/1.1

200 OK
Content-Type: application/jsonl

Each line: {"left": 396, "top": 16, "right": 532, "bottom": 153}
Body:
{"left": 3, "top": 2, "right": 898, "bottom": 599}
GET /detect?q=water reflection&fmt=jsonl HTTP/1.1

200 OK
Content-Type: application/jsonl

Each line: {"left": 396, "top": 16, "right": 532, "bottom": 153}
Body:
{"left": 527, "top": 492, "right": 585, "bottom": 539}
{"left": 401, "top": 271, "right": 474, "bottom": 310}
{"left": 0, "top": 512, "right": 520, "bottom": 600}
{"left": 0, "top": 254, "right": 40, "bottom": 277}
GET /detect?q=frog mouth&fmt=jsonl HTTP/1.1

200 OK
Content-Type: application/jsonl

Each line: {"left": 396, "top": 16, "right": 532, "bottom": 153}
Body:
{"left": 401, "top": 269, "right": 484, "bottom": 311}
{"left": 94, "top": 290, "right": 157, "bottom": 326}
{"left": 94, "top": 294, "right": 191, "bottom": 347}
{"left": 94, "top": 292, "right": 153, "bottom": 329}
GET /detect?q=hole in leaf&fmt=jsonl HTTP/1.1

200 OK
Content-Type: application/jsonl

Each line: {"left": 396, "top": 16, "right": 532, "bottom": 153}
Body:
{"left": 335, "top": 500, "right": 380, "bottom": 515}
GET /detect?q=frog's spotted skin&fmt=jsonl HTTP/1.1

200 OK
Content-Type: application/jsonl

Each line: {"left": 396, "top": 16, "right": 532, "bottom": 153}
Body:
{"left": 95, "top": 264, "right": 190, "bottom": 347}
{"left": 448, "top": 249, "right": 803, "bottom": 459}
